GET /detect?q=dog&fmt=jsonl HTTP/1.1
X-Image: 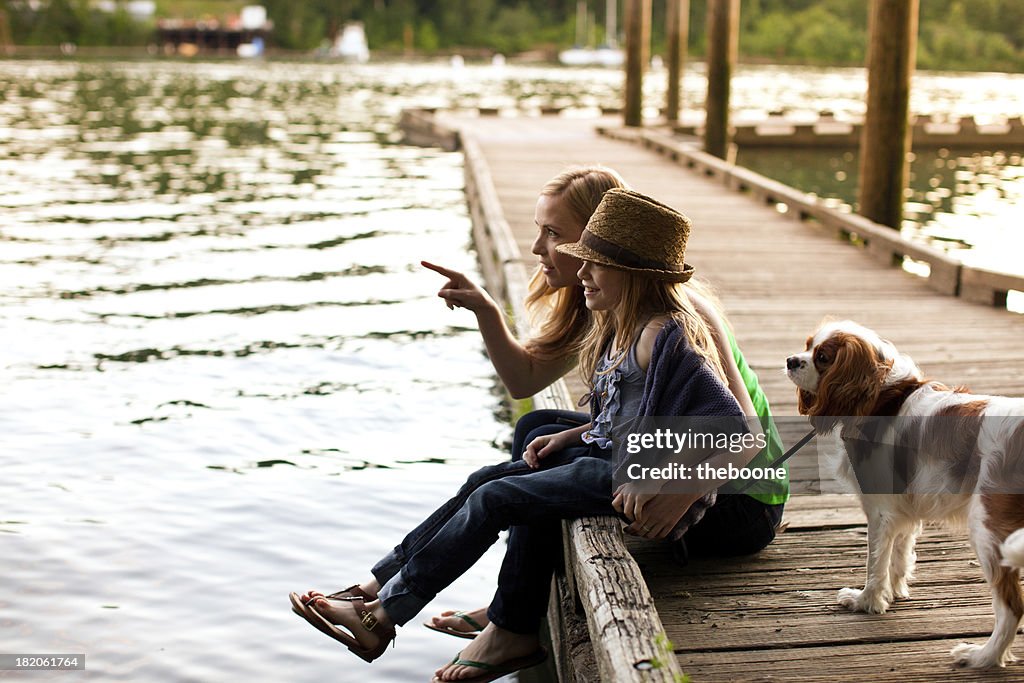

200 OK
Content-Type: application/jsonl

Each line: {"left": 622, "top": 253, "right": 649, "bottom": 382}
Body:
{"left": 786, "top": 319, "right": 1024, "bottom": 669}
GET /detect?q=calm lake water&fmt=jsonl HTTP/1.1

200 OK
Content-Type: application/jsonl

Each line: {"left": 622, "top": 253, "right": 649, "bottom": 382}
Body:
{"left": 1, "top": 59, "right": 516, "bottom": 682}
{"left": 2, "top": 59, "right": 1023, "bottom": 682}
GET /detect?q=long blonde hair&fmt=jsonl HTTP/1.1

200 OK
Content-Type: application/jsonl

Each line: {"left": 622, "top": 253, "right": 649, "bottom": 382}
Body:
{"left": 523, "top": 165, "right": 627, "bottom": 361}
{"left": 578, "top": 273, "right": 727, "bottom": 393}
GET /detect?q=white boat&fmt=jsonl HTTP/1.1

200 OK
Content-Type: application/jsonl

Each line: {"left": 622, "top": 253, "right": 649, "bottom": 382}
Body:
{"left": 558, "top": 0, "right": 623, "bottom": 67}
{"left": 332, "top": 22, "right": 369, "bottom": 62}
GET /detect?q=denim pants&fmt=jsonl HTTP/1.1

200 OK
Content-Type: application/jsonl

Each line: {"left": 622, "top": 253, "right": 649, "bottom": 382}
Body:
{"left": 376, "top": 448, "right": 610, "bottom": 630}
{"left": 509, "top": 409, "right": 589, "bottom": 463}
{"left": 372, "top": 409, "right": 784, "bottom": 632}
{"left": 372, "top": 409, "right": 600, "bottom": 633}
{"left": 491, "top": 409, "right": 589, "bottom": 632}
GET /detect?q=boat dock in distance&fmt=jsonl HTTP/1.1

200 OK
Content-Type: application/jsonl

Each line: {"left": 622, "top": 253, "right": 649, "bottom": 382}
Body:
{"left": 677, "top": 111, "right": 1024, "bottom": 149}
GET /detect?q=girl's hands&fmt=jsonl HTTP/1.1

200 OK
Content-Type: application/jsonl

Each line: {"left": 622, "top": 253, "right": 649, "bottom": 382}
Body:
{"left": 523, "top": 430, "right": 579, "bottom": 469}
{"left": 612, "top": 483, "right": 700, "bottom": 540}
{"left": 421, "top": 261, "right": 497, "bottom": 314}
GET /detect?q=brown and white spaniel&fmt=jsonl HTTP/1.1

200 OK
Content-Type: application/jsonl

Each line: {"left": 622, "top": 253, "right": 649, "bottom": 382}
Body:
{"left": 786, "top": 320, "right": 1024, "bottom": 669}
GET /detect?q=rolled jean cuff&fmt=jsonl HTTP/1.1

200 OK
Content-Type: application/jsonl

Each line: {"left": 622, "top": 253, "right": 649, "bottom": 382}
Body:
{"left": 486, "top": 604, "right": 541, "bottom": 635}
{"left": 371, "top": 549, "right": 405, "bottom": 587}
{"left": 377, "top": 569, "right": 430, "bottom": 627}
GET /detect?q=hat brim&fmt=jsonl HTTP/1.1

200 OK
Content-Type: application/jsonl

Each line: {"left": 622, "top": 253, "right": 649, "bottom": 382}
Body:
{"left": 557, "top": 241, "right": 694, "bottom": 283}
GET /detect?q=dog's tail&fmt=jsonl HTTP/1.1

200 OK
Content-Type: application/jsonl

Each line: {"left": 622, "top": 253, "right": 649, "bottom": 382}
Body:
{"left": 1001, "top": 528, "right": 1024, "bottom": 568}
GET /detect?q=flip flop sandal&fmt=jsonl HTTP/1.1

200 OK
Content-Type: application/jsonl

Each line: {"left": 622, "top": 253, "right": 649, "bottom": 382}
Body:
{"left": 288, "top": 592, "right": 396, "bottom": 663}
{"left": 432, "top": 648, "right": 548, "bottom": 683}
{"left": 423, "top": 611, "right": 486, "bottom": 639}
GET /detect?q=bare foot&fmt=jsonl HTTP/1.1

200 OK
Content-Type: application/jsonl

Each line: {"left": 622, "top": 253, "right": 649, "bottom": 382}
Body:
{"left": 430, "top": 608, "right": 489, "bottom": 635}
{"left": 433, "top": 623, "right": 540, "bottom": 681}
{"left": 302, "top": 579, "right": 379, "bottom": 604}
{"left": 307, "top": 596, "right": 392, "bottom": 651}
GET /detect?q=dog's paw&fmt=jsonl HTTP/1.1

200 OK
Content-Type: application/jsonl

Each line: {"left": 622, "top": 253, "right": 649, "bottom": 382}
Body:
{"left": 950, "top": 642, "right": 1012, "bottom": 669}
{"left": 890, "top": 578, "right": 911, "bottom": 600}
{"left": 837, "top": 587, "right": 889, "bottom": 614}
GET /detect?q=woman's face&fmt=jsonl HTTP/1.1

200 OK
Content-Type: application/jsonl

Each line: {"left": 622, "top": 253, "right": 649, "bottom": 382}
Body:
{"left": 577, "top": 260, "right": 627, "bottom": 311}
{"left": 532, "top": 194, "right": 584, "bottom": 289}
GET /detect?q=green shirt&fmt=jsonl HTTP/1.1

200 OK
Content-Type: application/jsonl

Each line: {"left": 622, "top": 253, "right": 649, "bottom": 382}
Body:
{"left": 726, "top": 328, "right": 790, "bottom": 505}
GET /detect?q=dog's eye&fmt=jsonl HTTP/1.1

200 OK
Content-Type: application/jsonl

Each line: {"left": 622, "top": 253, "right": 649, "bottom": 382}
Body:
{"left": 815, "top": 351, "right": 829, "bottom": 364}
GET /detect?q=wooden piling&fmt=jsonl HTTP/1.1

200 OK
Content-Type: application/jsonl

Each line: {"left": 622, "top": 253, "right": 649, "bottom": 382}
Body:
{"left": 665, "top": 0, "right": 689, "bottom": 123}
{"left": 857, "top": 0, "right": 919, "bottom": 229}
{"left": 623, "top": 0, "right": 651, "bottom": 127}
{"left": 704, "top": 0, "right": 739, "bottom": 159}
{"left": 0, "top": 10, "right": 14, "bottom": 55}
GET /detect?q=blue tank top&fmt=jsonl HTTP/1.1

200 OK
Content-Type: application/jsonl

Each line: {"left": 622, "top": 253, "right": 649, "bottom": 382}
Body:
{"left": 582, "top": 337, "right": 645, "bottom": 449}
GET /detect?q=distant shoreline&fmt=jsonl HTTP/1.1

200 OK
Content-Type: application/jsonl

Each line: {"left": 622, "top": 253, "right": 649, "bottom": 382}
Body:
{"left": 3, "top": 46, "right": 1023, "bottom": 76}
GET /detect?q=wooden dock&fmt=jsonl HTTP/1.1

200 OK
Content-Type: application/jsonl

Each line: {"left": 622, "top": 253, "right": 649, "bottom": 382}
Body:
{"left": 674, "top": 113, "right": 1024, "bottom": 149}
{"left": 402, "top": 110, "right": 1024, "bottom": 682}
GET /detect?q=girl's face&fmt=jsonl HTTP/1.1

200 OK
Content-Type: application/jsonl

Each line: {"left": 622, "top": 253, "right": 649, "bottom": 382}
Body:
{"left": 577, "top": 260, "right": 626, "bottom": 311}
{"left": 532, "top": 194, "right": 584, "bottom": 288}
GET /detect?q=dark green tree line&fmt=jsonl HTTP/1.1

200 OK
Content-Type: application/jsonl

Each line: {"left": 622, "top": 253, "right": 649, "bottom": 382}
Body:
{"left": 3, "top": 0, "right": 1024, "bottom": 72}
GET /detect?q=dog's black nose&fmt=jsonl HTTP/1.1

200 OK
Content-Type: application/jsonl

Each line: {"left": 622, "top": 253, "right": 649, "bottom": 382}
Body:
{"left": 786, "top": 356, "right": 803, "bottom": 370}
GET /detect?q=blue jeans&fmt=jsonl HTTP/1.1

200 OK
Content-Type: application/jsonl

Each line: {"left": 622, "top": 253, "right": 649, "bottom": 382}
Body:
{"left": 674, "top": 493, "right": 785, "bottom": 565}
{"left": 509, "top": 409, "right": 589, "bottom": 463}
{"left": 489, "top": 409, "right": 589, "bottom": 632}
{"left": 372, "top": 410, "right": 600, "bottom": 633}
{"left": 374, "top": 409, "right": 598, "bottom": 634}
{"left": 372, "top": 409, "right": 784, "bottom": 632}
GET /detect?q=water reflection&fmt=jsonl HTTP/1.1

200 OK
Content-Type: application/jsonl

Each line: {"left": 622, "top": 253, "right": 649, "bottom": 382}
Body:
{"left": 0, "top": 60, "right": 516, "bottom": 682}
{"left": 737, "top": 146, "right": 1024, "bottom": 276}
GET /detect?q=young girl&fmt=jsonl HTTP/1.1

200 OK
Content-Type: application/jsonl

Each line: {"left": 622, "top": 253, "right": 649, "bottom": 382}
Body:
{"left": 290, "top": 189, "right": 762, "bottom": 682}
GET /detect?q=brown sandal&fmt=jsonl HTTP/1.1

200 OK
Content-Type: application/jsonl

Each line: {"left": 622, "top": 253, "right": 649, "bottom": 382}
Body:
{"left": 288, "top": 592, "right": 396, "bottom": 663}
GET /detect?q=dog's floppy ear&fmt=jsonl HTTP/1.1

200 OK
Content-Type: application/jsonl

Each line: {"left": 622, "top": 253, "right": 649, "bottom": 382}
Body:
{"left": 797, "top": 388, "right": 816, "bottom": 415}
{"left": 799, "top": 387, "right": 837, "bottom": 433}
{"left": 807, "top": 333, "right": 888, "bottom": 431}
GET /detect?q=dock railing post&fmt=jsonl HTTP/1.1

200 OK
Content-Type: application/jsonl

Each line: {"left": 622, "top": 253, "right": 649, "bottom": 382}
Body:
{"left": 624, "top": 0, "right": 651, "bottom": 127}
{"left": 857, "top": 0, "right": 919, "bottom": 229}
{"left": 665, "top": 0, "right": 689, "bottom": 123}
{"left": 704, "top": 0, "right": 739, "bottom": 158}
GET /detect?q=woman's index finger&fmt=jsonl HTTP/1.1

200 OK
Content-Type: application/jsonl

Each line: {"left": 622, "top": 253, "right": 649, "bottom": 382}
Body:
{"left": 421, "top": 260, "right": 460, "bottom": 278}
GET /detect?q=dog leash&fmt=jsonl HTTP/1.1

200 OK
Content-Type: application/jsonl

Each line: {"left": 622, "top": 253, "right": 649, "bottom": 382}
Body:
{"left": 730, "top": 428, "right": 816, "bottom": 494}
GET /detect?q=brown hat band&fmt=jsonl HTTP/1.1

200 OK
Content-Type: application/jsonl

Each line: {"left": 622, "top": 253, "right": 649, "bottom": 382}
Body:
{"left": 579, "top": 229, "right": 689, "bottom": 274}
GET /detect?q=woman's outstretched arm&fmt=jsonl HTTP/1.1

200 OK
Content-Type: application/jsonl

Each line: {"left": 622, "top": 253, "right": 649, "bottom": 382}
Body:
{"left": 422, "top": 261, "right": 573, "bottom": 398}
{"left": 686, "top": 289, "right": 759, "bottom": 421}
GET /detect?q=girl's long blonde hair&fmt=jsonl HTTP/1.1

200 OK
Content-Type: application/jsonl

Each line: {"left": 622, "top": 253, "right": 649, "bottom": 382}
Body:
{"left": 578, "top": 273, "right": 727, "bottom": 393}
{"left": 523, "top": 165, "right": 627, "bottom": 362}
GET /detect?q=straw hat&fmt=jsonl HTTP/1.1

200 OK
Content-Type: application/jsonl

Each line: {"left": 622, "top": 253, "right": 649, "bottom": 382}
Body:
{"left": 556, "top": 188, "right": 694, "bottom": 282}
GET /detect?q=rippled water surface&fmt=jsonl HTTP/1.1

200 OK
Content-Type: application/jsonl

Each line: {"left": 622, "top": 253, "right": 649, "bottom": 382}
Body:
{"left": 727, "top": 67, "right": 1024, "bottom": 276}
{"left": 3, "top": 59, "right": 1024, "bottom": 681}
{"left": 1, "top": 60, "right": 518, "bottom": 682}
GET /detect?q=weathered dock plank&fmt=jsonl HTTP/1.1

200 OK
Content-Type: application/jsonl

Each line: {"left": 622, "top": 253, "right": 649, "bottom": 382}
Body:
{"left": 411, "top": 112, "right": 1024, "bottom": 681}
{"left": 677, "top": 638, "right": 1022, "bottom": 683}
